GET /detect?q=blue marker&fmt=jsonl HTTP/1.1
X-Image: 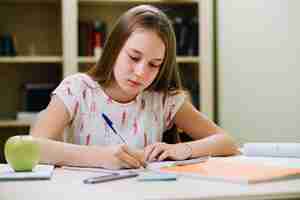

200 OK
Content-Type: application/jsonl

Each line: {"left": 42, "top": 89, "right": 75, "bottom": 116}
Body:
{"left": 102, "top": 113, "right": 127, "bottom": 144}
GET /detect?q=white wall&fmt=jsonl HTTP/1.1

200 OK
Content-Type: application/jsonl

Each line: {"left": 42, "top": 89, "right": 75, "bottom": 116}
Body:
{"left": 217, "top": 0, "right": 300, "bottom": 143}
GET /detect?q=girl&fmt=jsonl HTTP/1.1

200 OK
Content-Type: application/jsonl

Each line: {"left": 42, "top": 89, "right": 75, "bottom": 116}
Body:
{"left": 31, "top": 5, "right": 238, "bottom": 169}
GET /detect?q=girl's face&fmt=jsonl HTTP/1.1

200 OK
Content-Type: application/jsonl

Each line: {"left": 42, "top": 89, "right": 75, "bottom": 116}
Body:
{"left": 109, "top": 29, "right": 166, "bottom": 102}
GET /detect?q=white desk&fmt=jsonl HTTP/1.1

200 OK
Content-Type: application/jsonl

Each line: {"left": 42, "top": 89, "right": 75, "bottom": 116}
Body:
{"left": 1, "top": 156, "right": 300, "bottom": 200}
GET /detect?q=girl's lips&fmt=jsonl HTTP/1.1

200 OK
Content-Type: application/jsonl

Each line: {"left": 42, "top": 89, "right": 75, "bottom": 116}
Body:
{"left": 128, "top": 80, "right": 142, "bottom": 86}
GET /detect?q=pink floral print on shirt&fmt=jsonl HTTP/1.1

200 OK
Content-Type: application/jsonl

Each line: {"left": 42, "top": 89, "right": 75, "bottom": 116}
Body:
{"left": 121, "top": 111, "right": 126, "bottom": 126}
{"left": 67, "top": 87, "right": 73, "bottom": 96}
{"left": 90, "top": 101, "right": 96, "bottom": 112}
{"left": 133, "top": 118, "right": 138, "bottom": 135}
{"left": 82, "top": 89, "right": 87, "bottom": 100}
{"left": 85, "top": 134, "right": 91, "bottom": 145}
{"left": 107, "top": 96, "right": 113, "bottom": 104}
{"left": 73, "top": 101, "right": 79, "bottom": 118}
{"left": 141, "top": 98, "right": 146, "bottom": 110}
{"left": 80, "top": 122, "right": 84, "bottom": 132}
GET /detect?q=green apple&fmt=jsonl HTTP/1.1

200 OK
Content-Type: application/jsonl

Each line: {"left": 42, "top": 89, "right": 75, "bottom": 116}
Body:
{"left": 4, "top": 135, "right": 40, "bottom": 172}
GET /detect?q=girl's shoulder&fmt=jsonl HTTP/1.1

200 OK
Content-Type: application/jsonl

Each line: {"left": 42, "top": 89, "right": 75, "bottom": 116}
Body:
{"left": 62, "top": 73, "right": 100, "bottom": 90}
{"left": 142, "top": 90, "right": 186, "bottom": 106}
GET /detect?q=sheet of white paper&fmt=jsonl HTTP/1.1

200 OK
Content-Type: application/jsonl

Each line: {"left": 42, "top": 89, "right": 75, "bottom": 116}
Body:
{"left": 0, "top": 164, "right": 54, "bottom": 180}
{"left": 62, "top": 166, "right": 143, "bottom": 175}
{"left": 61, "top": 157, "right": 208, "bottom": 174}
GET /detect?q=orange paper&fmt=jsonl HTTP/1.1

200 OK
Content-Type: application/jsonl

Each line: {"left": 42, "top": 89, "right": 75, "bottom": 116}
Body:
{"left": 159, "top": 158, "right": 300, "bottom": 184}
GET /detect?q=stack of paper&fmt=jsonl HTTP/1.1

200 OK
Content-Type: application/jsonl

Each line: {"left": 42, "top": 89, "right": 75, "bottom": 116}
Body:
{"left": 243, "top": 143, "right": 300, "bottom": 158}
{"left": 0, "top": 164, "right": 54, "bottom": 180}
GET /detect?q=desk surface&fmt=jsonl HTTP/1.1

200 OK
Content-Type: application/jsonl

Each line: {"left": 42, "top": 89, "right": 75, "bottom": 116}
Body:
{"left": 1, "top": 156, "right": 300, "bottom": 200}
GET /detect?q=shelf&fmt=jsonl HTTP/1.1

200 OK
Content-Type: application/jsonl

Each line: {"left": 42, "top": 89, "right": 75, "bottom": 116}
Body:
{"left": 0, "top": 56, "right": 63, "bottom": 63}
{"left": 1, "top": 0, "right": 59, "bottom": 3}
{"left": 79, "top": 0, "right": 198, "bottom": 4}
{"left": 0, "top": 120, "right": 31, "bottom": 128}
{"left": 78, "top": 57, "right": 98, "bottom": 63}
{"left": 78, "top": 56, "right": 199, "bottom": 64}
{"left": 176, "top": 56, "right": 199, "bottom": 63}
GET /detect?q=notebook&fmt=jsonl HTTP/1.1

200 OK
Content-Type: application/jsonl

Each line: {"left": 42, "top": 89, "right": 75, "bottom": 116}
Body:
{"left": 0, "top": 164, "right": 54, "bottom": 180}
{"left": 155, "top": 157, "right": 300, "bottom": 184}
{"left": 243, "top": 143, "right": 300, "bottom": 158}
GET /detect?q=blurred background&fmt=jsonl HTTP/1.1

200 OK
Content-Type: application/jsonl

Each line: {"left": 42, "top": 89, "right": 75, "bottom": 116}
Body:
{"left": 0, "top": 0, "right": 299, "bottom": 163}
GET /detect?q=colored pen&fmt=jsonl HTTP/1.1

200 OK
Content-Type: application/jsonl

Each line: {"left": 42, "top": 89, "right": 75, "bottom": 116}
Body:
{"left": 102, "top": 113, "right": 127, "bottom": 144}
{"left": 83, "top": 172, "right": 138, "bottom": 184}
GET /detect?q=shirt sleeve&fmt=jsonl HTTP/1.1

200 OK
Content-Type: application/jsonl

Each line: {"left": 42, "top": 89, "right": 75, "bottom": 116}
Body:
{"left": 163, "top": 91, "right": 186, "bottom": 131}
{"left": 52, "top": 74, "right": 82, "bottom": 121}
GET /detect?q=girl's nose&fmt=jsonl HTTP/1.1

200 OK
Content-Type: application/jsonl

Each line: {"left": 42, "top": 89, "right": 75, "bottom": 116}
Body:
{"left": 134, "top": 61, "right": 147, "bottom": 77}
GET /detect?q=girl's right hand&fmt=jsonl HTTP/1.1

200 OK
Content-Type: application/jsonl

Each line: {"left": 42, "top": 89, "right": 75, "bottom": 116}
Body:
{"left": 102, "top": 145, "right": 146, "bottom": 170}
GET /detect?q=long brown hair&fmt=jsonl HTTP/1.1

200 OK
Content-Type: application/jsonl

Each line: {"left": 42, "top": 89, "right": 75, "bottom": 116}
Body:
{"left": 87, "top": 5, "right": 182, "bottom": 94}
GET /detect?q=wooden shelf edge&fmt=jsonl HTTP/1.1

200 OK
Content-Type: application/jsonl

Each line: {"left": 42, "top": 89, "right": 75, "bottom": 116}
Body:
{"left": 176, "top": 56, "right": 200, "bottom": 63}
{"left": 0, "top": 120, "right": 31, "bottom": 128}
{"left": 1, "top": 0, "right": 60, "bottom": 3}
{"left": 0, "top": 56, "right": 63, "bottom": 63}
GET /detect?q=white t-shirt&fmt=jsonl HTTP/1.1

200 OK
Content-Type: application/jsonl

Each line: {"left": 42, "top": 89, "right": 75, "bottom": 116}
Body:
{"left": 53, "top": 73, "right": 185, "bottom": 149}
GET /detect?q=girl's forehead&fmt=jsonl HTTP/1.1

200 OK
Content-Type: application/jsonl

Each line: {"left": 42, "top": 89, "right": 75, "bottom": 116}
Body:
{"left": 125, "top": 29, "right": 165, "bottom": 57}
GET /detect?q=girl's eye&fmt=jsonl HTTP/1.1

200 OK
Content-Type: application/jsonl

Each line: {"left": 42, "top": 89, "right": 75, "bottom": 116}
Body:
{"left": 150, "top": 63, "right": 160, "bottom": 68}
{"left": 129, "top": 55, "right": 139, "bottom": 61}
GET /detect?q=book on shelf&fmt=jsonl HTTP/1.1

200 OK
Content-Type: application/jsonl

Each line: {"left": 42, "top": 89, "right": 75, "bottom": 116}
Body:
{"left": 172, "top": 16, "right": 199, "bottom": 56}
{"left": 22, "top": 83, "right": 56, "bottom": 112}
{"left": 173, "top": 16, "right": 189, "bottom": 56}
{"left": 155, "top": 157, "right": 300, "bottom": 184}
{"left": 187, "top": 16, "right": 199, "bottom": 56}
{"left": 0, "top": 33, "right": 17, "bottom": 56}
{"left": 78, "top": 19, "right": 106, "bottom": 57}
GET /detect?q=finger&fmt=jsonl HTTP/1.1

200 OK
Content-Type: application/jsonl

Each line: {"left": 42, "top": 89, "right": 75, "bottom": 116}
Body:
{"left": 115, "top": 146, "right": 141, "bottom": 168}
{"left": 117, "top": 150, "right": 141, "bottom": 169}
{"left": 158, "top": 150, "right": 170, "bottom": 161}
{"left": 134, "top": 149, "right": 147, "bottom": 167}
{"left": 148, "top": 145, "right": 165, "bottom": 162}
{"left": 144, "top": 144, "right": 156, "bottom": 161}
{"left": 122, "top": 145, "right": 146, "bottom": 167}
{"left": 119, "top": 160, "right": 131, "bottom": 169}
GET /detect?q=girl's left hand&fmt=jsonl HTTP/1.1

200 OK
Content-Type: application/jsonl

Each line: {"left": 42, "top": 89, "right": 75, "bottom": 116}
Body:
{"left": 144, "top": 142, "right": 192, "bottom": 162}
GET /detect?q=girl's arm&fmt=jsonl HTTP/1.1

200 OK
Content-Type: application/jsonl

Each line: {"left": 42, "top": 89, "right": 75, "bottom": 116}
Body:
{"left": 173, "top": 100, "right": 239, "bottom": 158}
{"left": 144, "top": 100, "right": 239, "bottom": 161}
{"left": 30, "top": 96, "right": 145, "bottom": 169}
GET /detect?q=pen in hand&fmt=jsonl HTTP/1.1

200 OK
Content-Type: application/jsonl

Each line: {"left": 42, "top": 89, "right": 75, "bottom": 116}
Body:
{"left": 102, "top": 113, "right": 127, "bottom": 144}
{"left": 102, "top": 113, "right": 146, "bottom": 168}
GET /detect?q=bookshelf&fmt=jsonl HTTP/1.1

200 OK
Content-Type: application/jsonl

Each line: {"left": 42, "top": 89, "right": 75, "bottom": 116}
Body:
{"left": 0, "top": 1, "right": 62, "bottom": 128}
{"left": 0, "top": 0, "right": 215, "bottom": 127}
